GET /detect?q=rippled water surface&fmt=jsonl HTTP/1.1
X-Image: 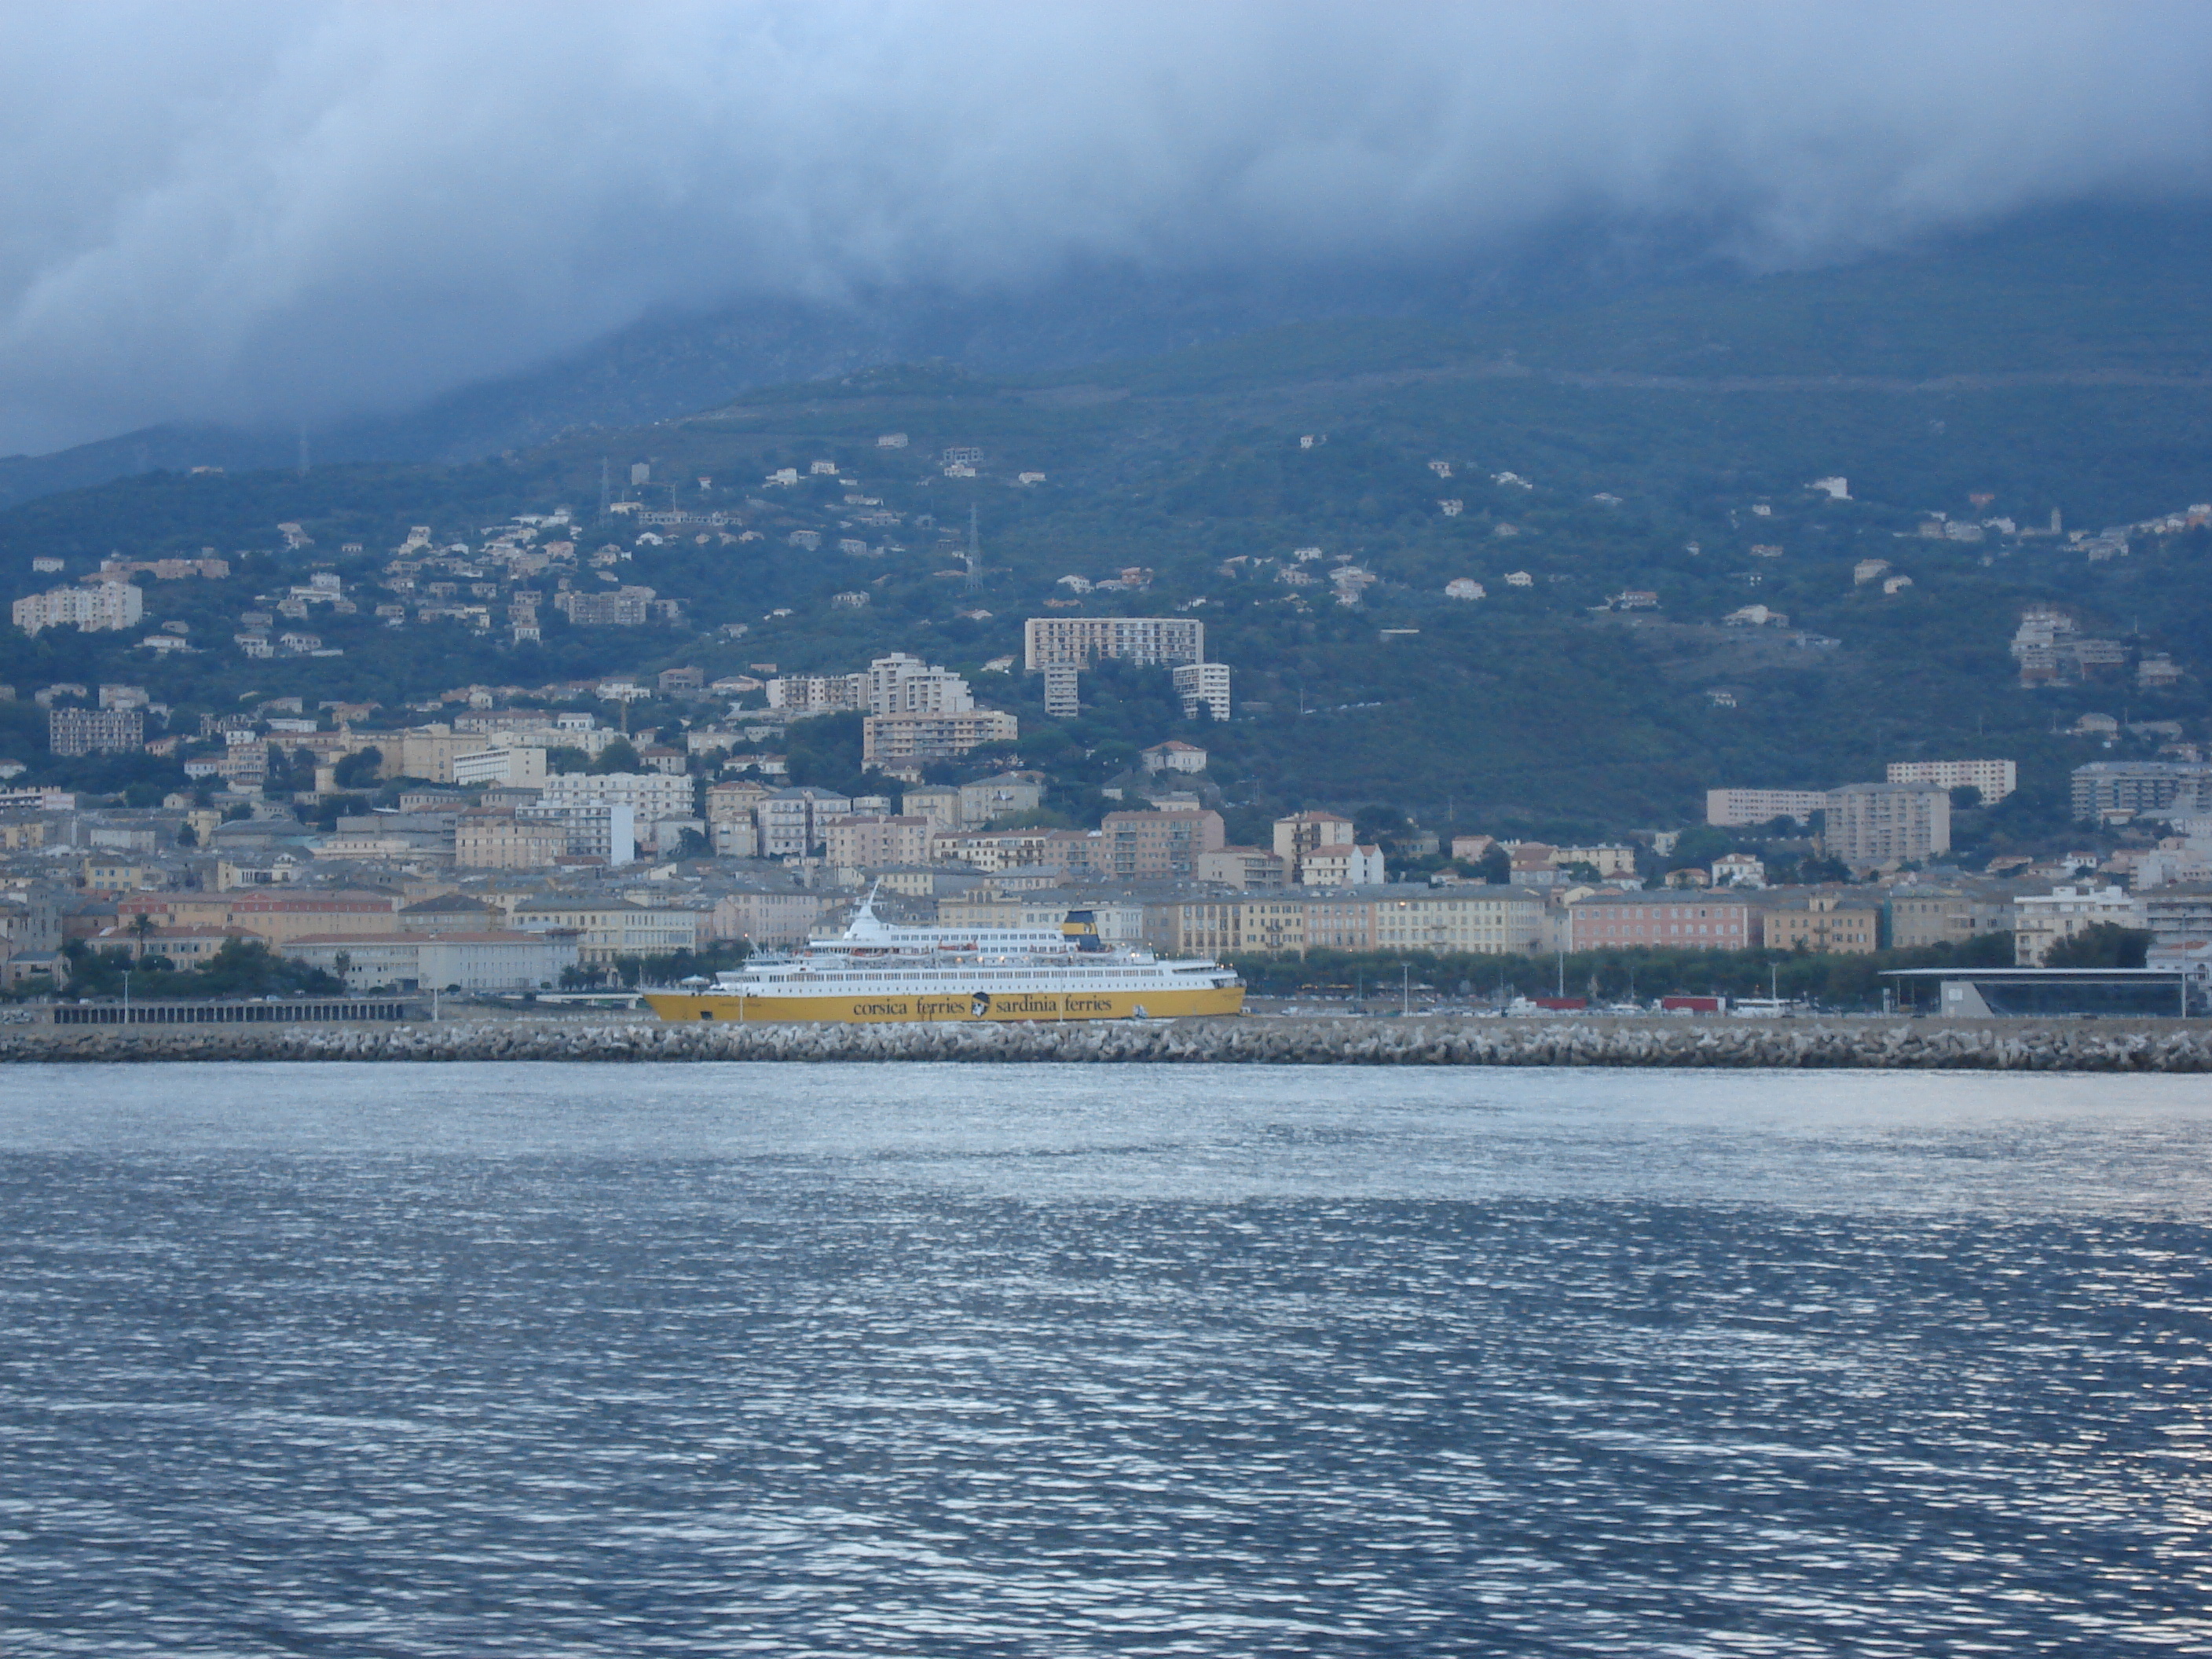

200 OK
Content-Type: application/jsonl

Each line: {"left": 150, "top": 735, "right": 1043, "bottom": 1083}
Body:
{"left": 3, "top": 1062, "right": 2210, "bottom": 1655}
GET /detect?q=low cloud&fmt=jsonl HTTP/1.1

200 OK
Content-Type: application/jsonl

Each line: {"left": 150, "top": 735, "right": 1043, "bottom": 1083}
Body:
{"left": 4, "top": 0, "right": 2210, "bottom": 452}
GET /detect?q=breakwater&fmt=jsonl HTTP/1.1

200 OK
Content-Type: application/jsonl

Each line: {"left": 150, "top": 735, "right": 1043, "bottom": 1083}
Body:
{"left": 4, "top": 1015, "right": 2211, "bottom": 1070}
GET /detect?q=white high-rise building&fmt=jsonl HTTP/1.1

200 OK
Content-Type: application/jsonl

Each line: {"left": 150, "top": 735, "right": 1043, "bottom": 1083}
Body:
{"left": 768, "top": 654, "right": 976, "bottom": 717}
{"left": 1706, "top": 788, "right": 1828, "bottom": 828}
{"left": 865, "top": 653, "right": 974, "bottom": 716}
{"left": 13, "top": 580, "right": 143, "bottom": 635}
{"left": 1822, "top": 783, "right": 1950, "bottom": 865}
{"left": 1024, "top": 616, "right": 1204, "bottom": 670}
{"left": 1042, "top": 664, "right": 1080, "bottom": 720}
{"left": 1885, "top": 759, "right": 2017, "bottom": 804}
{"left": 1172, "top": 661, "right": 1232, "bottom": 723}
{"left": 765, "top": 674, "right": 863, "bottom": 712}
{"left": 538, "top": 770, "right": 694, "bottom": 826}
{"left": 515, "top": 800, "right": 637, "bottom": 866}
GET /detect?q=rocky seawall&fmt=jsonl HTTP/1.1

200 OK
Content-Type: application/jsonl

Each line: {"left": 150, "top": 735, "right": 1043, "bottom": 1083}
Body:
{"left": 3, "top": 1016, "right": 2211, "bottom": 1070}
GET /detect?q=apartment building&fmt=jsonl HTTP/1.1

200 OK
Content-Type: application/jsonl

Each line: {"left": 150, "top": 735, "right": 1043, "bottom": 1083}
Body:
{"left": 1297, "top": 843, "right": 1386, "bottom": 886}
{"left": 141, "top": 891, "right": 404, "bottom": 948}
{"left": 1822, "top": 783, "right": 1950, "bottom": 864}
{"left": 1566, "top": 892, "right": 1762, "bottom": 951}
{"left": 1166, "top": 894, "right": 1309, "bottom": 958}
{"left": 1302, "top": 892, "right": 1375, "bottom": 951}
{"left": 1194, "top": 846, "right": 1287, "bottom": 889}
{"left": 764, "top": 673, "right": 862, "bottom": 712}
{"left": 1370, "top": 888, "right": 1547, "bottom": 954}
{"left": 1023, "top": 616, "right": 1204, "bottom": 670}
{"left": 932, "top": 827, "right": 1049, "bottom": 873}
{"left": 1886, "top": 758, "right": 2017, "bottom": 804}
{"left": 1042, "top": 664, "right": 1080, "bottom": 720}
{"left": 515, "top": 800, "right": 636, "bottom": 865}
{"left": 1886, "top": 884, "right": 2020, "bottom": 949}
{"left": 455, "top": 812, "right": 569, "bottom": 870}
{"left": 510, "top": 897, "right": 700, "bottom": 962}
{"left": 13, "top": 580, "right": 142, "bottom": 635}
{"left": 386, "top": 723, "right": 618, "bottom": 783}
{"left": 822, "top": 814, "right": 934, "bottom": 870}
{"left": 705, "top": 780, "right": 774, "bottom": 826}
{"left": 395, "top": 894, "right": 499, "bottom": 932}
{"left": 768, "top": 654, "right": 976, "bottom": 717}
{"left": 49, "top": 707, "right": 144, "bottom": 756}
{"left": 864, "top": 653, "right": 974, "bottom": 715}
{"left": 452, "top": 745, "right": 548, "bottom": 789}
{"left": 86, "top": 923, "right": 253, "bottom": 965}
{"left": 1265, "top": 811, "right": 1384, "bottom": 886}
{"left": 1536, "top": 844, "right": 1640, "bottom": 878}
{"left": 1171, "top": 661, "right": 1232, "bottom": 722}
{"left": 861, "top": 709, "right": 1017, "bottom": 767}
{"left": 2071, "top": 760, "right": 2212, "bottom": 822}
{"left": 538, "top": 770, "right": 694, "bottom": 824}
{"left": 959, "top": 772, "right": 1046, "bottom": 826}
{"left": 1141, "top": 741, "right": 1209, "bottom": 775}
{"left": 2143, "top": 889, "right": 2212, "bottom": 947}
{"left": 553, "top": 586, "right": 676, "bottom": 626}
{"left": 709, "top": 888, "right": 833, "bottom": 946}
{"left": 1275, "top": 811, "right": 1353, "bottom": 863}
{"left": 2013, "top": 884, "right": 2145, "bottom": 965}
{"left": 1706, "top": 788, "right": 1826, "bottom": 828}
{"left": 898, "top": 785, "right": 963, "bottom": 829}
{"left": 1762, "top": 891, "right": 1884, "bottom": 954}
{"left": 285, "top": 930, "right": 580, "bottom": 992}
{"left": 756, "top": 787, "right": 853, "bottom": 857}
{"left": 1098, "top": 809, "right": 1225, "bottom": 879}
{"left": 934, "top": 827, "right": 1097, "bottom": 874}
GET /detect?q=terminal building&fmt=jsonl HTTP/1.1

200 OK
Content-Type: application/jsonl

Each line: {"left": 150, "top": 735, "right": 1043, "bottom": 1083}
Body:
{"left": 1882, "top": 967, "right": 2198, "bottom": 1019}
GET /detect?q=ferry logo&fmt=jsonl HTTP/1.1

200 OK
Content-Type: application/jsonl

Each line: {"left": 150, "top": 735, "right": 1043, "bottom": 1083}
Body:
{"left": 971, "top": 991, "right": 992, "bottom": 1018}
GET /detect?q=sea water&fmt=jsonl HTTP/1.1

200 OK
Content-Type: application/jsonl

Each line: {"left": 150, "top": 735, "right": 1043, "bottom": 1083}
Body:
{"left": 2, "top": 1063, "right": 2208, "bottom": 1655}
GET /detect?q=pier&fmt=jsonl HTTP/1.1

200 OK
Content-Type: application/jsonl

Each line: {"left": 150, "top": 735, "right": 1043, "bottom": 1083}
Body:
{"left": 2, "top": 1014, "right": 2210, "bottom": 1070}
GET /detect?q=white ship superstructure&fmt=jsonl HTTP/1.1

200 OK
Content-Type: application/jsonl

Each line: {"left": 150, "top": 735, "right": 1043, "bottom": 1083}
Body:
{"left": 644, "top": 888, "right": 1243, "bottom": 1023}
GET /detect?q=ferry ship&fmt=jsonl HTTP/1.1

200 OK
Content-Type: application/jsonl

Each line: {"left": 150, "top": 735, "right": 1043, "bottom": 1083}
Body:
{"left": 641, "top": 889, "right": 1245, "bottom": 1024}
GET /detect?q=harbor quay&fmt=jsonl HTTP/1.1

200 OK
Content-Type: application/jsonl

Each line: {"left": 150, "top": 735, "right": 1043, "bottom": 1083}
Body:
{"left": 3, "top": 1014, "right": 2211, "bottom": 1071}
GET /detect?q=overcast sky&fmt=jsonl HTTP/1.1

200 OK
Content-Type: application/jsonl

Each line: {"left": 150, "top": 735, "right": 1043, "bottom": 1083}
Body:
{"left": 4, "top": 0, "right": 2211, "bottom": 455}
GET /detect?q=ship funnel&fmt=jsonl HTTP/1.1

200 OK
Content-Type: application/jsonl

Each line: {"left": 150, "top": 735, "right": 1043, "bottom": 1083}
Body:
{"left": 1062, "top": 909, "right": 1108, "bottom": 952}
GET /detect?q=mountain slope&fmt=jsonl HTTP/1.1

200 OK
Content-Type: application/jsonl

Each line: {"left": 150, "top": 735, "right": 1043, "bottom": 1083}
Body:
{"left": 7, "top": 202, "right": 2210, "bottom": 513}
{"left": 3, "top": 205, "right": 2212, "bottom": 841}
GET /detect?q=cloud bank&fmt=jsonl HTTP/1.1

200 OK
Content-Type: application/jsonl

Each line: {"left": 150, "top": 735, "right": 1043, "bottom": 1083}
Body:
{"left": 4, "top": 0, "right": 2211, "bottom": 452}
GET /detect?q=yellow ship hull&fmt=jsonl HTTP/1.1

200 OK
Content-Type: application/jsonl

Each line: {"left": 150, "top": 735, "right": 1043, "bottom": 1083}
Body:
{"left": 643, "top": 984, "right": 1245, "bottom": 1024}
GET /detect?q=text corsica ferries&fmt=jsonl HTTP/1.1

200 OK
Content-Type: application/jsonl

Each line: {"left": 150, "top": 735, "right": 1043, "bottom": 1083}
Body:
{"left": 643, "top": 888, "right": 1244, "bottom": 1024}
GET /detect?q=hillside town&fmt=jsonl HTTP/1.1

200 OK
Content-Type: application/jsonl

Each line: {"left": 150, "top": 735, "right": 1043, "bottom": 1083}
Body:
{"left": 4, "top": 477, "right": 2210, "bottom": 1005}
{"left": 1, "top": 666, "right": 2207, "bottom": 999}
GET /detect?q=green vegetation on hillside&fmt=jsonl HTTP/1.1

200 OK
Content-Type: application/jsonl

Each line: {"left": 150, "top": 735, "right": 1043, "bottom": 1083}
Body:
{"left": 5, "top": 208, "right": 2212, "bottom": 844}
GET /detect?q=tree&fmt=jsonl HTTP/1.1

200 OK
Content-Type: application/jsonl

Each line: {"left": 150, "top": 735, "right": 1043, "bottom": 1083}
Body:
{"left": 593, "top": 737, "right": 641, "bottom": 774}
{"left": 784, "top": 712, "right": 865, "bottom": 790}
{"left": 333, "top": 746, "right": 383, "bottom": 789}
{"left": 1667, "top": 824, "right": 1732, "bottom": 868}
{"left": 2044, "top": 923, "right": 2151, "bottom": 969}
{"left": 1354, "top": 804, "right": 1408, "bottom": 846}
